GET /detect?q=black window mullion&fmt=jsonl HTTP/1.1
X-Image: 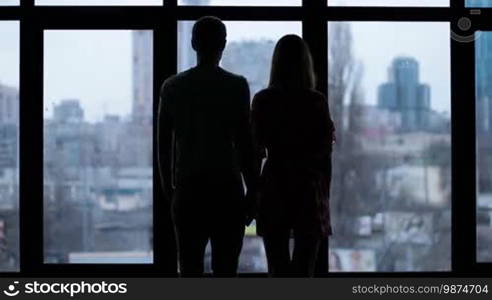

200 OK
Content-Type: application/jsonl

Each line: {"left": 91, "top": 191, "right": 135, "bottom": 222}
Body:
{"left": 450, "top": 25, "right": 476, "bottom": 273}
{"left": 450, "top": 0, "right": 492, "bottom": 274}
{"left": 451, "top": 0, "right": 465, "bottom": 9}
{"left": 0, "top": 7, "right": 21, "bottom": 20}
{"left": 466, "top": 9, "right": 492, "bottom": 274}
{"left": 325, "top": 7, "right": 450, "bottom": 21}
{"left": 153, "top": 17, "right": 178, "bottom": 276}
{"left": 303, "top": 0, "right": 328, "bottom": 95}
{"left": 303, "top": 0, "right": 329, "bottom": 275}
{"left": 37, "top": 7, "right": 171, "bottom": 29}
{"left": 176, "top": 6, "right": 303, "bottom": 21}
{"left": 19, "top": 14, "right": 44, "bottom": 276}
{"left": 21, "top": 0, "right": 34, "bottom": 8}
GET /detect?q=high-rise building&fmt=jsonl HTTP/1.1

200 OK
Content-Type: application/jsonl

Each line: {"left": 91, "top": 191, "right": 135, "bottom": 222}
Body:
{"left": 132, "top": 31, "right": 153, "bottom": 124}
{"left": 467, "top": 0, "right": 492, "bottom": 7}
{"left": 53, "top": 99, "right": 84, "bottom": 123}
{"left": 377, "top": 57, "right": 431, "bottom": 132}
{"left": 0, "top": 83, "right": 19, "bottom": 125}
{"left": 476, "top": 32, "right": 492, "bottom": 132}
{"left": 0, "top": 124, "right": 17, "bottom": 169}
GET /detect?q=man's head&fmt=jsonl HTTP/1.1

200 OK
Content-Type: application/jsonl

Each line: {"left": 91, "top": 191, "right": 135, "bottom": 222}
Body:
{"left": 192, "top": 16, "right": 227, "bottom": 61}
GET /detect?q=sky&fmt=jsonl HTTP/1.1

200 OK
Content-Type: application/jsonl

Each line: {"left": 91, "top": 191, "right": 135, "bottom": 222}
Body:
{"left": 0, "top": 2, "right": 452, "bottom": 121}
{"left": 44, "top": 30, "right": 134, "bottom": 121}
{"left": 0, "top": 22, "right": 19, "bottom": 89}
{"left": 0, "top": 0, "right": 19, "bottom": 5}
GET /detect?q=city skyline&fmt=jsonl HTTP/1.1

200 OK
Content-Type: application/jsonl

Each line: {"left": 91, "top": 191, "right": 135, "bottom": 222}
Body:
{"left": 348, "top": 22, "right": 450, "bottom": 114}
{"left": 44, "top": 30, "right": 135, "bottom": 122}
{"left": 0, "top": 21, "right": 450, "bottom": 122}
{"left": 378, "top": 56, "right": 433, "bottom": 131}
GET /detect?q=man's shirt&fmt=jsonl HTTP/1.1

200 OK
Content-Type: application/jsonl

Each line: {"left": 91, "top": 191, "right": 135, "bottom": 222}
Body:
{"left": 158, "top": 66, "right": 252, "bottom": 191}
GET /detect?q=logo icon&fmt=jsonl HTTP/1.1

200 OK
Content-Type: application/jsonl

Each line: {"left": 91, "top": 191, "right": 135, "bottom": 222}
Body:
{"left": 451, "top": 9, "right": 482, "bottom": 43}
{"left": 3, "top": 281, "right": 20, "bottom": 297}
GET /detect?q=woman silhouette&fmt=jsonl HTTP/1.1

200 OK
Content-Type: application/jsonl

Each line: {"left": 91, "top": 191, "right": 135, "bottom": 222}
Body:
{"left": 252, "top": 34, "right": 334, "bottom": 277}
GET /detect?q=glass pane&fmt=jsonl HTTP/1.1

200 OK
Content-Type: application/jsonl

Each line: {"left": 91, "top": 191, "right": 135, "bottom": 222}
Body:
{"left": 178, "top": 21, "right": 302, "bottom": 272}
{"left": 466, "top": 0, "right": 492, "bottom": 7}
{"left": 179, "top": 0, "right": 301, "bottom": 6}
{"left": 329, "top": 0, "right": 448, "bottom": 6}
{"left": 328, "top": 22, "right": 451, "bottom": 272}
{"left": 44, "top": 30, "right": 153, "bottom": 264}
{"left": 476, "top": 31, "right": 492, "bottom": 262}
{"left": 0, "top": 21, "right": 19, "bottom": 272}
{"left": 36, "top": 0, "right": 161, "bottom": 5}
{"left": 0, "top": 0, "right": 19, "bottom": 5}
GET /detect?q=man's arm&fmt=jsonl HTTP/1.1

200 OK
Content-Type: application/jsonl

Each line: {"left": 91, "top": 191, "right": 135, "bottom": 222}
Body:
{"left": 157, "top": 80, "right": 175, "bottom": 204}
{"left": 236, "top": 78, "right": 259, "bottom": 224}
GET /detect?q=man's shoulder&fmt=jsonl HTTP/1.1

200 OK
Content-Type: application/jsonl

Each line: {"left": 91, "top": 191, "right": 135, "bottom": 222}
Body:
{"left": 217, "top": 68, "right": 248, "bottom": 85}
{"left": 161, "top": 68, "right": 194, "bottom": 91}
{"left": 163, "top": 67, "right": 246, "bottom": 87}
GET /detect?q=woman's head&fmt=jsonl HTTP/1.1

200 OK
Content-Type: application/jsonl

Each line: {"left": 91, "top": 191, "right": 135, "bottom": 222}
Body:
{"left": 269, "top": 34, "right": 316, "bottom": 90}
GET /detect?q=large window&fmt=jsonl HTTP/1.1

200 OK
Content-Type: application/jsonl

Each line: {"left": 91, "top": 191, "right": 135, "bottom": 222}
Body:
{"left": 36, "top": 0, "right": 162, "bottom": 5}
{"left": 0, "top": 21, "right": 19, "bottom": 272}
{"left": 476, "top": 31, "right": 492, "bottom": 263}
{"left": 328, "top": 0, "right": 448, "bottom": 6}
{"left": 328, "top": 22, "right": 451, "bottom": 272}
{"left": 178, "top": 0, "right": 301, "bottom": 6}
{"left": 178, "top": 20, "right": 302, "bottom": 272}
{"left": 466, "top": 0, "right": 492, "bottom": 7}
{"left": 2, "top": 0, "right": 491, "bottom": 277}
{"left": 43, "top": 30, "right": 153, "bottom": 264}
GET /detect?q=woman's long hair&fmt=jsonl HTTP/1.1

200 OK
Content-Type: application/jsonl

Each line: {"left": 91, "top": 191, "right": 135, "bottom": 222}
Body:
{"left": 269, "top": 34, "right": 316, "bottom": 90}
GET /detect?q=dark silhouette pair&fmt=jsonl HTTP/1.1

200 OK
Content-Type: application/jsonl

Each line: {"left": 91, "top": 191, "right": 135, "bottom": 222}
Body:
{"left": 158, "top": 16, "right": 334, "bottom": 277}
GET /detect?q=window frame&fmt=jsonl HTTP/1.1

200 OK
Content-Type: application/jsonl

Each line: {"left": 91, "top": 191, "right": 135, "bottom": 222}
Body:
{"left": 0, "top": 0, "right": 485, "bottom": 277}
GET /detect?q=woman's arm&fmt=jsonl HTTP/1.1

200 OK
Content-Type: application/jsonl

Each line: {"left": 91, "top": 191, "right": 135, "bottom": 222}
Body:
{"left": 315, "top": 94, "right": 335, "bottom": 188}
{"left": 251, "top": 92, "right": 267, "bottom": 174}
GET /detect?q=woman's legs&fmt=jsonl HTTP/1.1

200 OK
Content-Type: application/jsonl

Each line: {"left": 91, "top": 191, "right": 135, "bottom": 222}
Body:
{"left": 291, "top": 231, "right": 320, "bottom": 277}
{"left": 263, "top": 231, "right": 291, "bottom": 277}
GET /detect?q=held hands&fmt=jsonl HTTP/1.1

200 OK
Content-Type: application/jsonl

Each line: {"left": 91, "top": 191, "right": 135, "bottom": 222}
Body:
{"left": 244, "top": 189, "right": 258, "bottom": 227}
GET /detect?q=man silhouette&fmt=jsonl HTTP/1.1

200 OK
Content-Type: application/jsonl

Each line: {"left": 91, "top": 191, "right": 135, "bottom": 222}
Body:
{"left": 158, "top": 16, "right": 257, "bottom": 277}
